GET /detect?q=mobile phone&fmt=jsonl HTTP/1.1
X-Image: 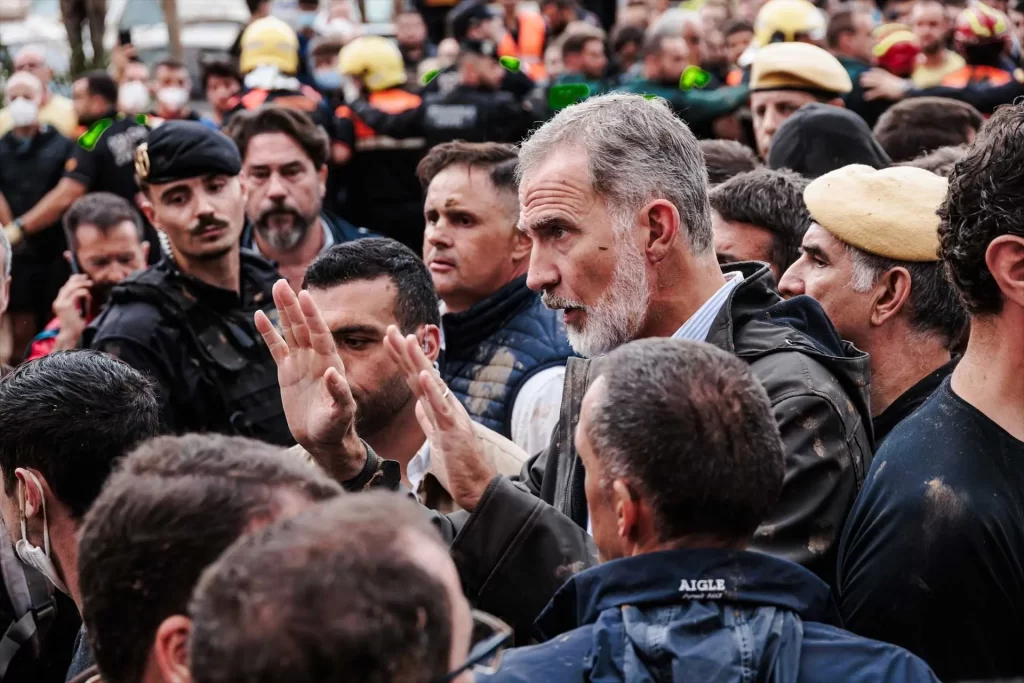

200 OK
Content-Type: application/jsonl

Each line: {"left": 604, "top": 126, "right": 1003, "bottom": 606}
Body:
{"left": 118, "top": 29, "right": 132, "bottom": 46}
{"left": 68, "top": 255, "right": 89, "bottom": 318}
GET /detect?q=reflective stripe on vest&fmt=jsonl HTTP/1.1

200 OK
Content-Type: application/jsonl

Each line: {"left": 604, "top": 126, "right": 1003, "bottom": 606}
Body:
{"left": 336, "top": 90, "right": 423, "bottom": 149}
{"left": 940, "top": 64, "right": 1012, "bottom": 87}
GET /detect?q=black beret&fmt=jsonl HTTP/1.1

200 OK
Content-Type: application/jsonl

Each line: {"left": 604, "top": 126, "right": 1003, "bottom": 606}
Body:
{"left": 460, "top": 39, "right": 499, "bottom": 59}
{"left": 134, "top": 120, "right": 241, "bottom": 185}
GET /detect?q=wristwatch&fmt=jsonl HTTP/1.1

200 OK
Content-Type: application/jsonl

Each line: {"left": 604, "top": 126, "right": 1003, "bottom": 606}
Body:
{"left": 4, "top": 218, "right": 24, "bottom": 247}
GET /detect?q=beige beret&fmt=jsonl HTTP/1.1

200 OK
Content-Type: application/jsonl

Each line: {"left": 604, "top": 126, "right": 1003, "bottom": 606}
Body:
{"left": 750, "top": 42, "right": 853, "bottom": 94}
{"left": 803, "top": 164, "right": 949, "bottom": 262}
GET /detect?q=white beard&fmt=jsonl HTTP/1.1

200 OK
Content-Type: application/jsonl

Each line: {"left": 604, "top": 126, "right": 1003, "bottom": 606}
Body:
{"left": 544, "top": 240, "right": 651, "bottom": 358}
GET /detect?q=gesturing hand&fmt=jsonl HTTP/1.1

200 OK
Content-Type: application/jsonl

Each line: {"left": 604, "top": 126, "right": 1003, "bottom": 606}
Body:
{"left": 384, "top": 325, "right": 497, "bottom": 511}
{"left": 255, "top": 279, "right": 366, "bottom": 480}
{"left": 51, "top": 274, "right": 92, "bottom": 350}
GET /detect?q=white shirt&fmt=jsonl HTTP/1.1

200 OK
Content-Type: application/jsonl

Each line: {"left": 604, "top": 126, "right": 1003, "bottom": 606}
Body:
{"left": 407, "top": 439, "right": 432, "bottom": 497}
{"left": 585, "top": 271, "right": 744, "bottom": 534}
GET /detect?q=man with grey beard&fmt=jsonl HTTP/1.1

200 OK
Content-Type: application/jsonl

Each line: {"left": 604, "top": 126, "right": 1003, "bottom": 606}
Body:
{"left": 225, "top": 106, "right": 374, "bottom": 292}
{"left": 262, "top": 93, "right": 874, "bottom": 635}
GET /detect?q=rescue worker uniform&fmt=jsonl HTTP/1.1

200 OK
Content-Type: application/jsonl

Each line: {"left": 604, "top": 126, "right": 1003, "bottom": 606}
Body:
{"left": 497, "top": 9, "right": 548, "bottom": 81}
{"left": 85, "top": 122, "right": 293, "bottom": 446}
{"left": 335, "top": 36, "right": 427, "bottom": 251}
{"left": 348, "top": 41, "right": 534, "bottom": 149}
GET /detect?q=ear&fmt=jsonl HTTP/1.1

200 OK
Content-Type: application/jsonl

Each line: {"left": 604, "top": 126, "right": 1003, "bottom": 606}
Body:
{"left": 318, "top": 163, "right": 328, "bottom": 197}
{"left": 419, "top": 324, "right": 442, "bottom": 363}
{"left": 141, "top": 240, "right": 151, "bottom": 262}
{"left": 828, "top": 97, "right": 846, "bottom": 108}
{"left": 14, "top": 469, "right": 44, "bottom": 521}
{"left": 510, "top": 226, "right": 532, "bottom": 262}
{"left": 152, "top": 615, "right": 193, "bottom": 683}
{"left": 611, "top": 479, "right": 638, "bottom": 543}
{"left": 986, "top": 234, "right": 1024, "bottom": 309}
{"left": 138, "top": 194, "right": 155, "bottom": 225}
{"left": 62, "top": 250, "right": 73, "bottom": 266}
{"left": 869, "top": 266, "right": 913, "bottom": 327}
{"left": 641, "top": 199, "right": 680, "bottom": 264}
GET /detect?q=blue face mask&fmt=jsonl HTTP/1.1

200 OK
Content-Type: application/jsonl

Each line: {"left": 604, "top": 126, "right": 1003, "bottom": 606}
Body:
{"left": 314, "top": 69, "right": 342, "bottom": 91}
{"left": 296, "top": 10, "right": 317, "bottom": 29}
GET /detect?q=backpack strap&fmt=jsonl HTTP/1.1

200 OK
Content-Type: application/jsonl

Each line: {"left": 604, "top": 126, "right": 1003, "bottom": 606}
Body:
{"left": 0, "top": 523, "right": 57, "bottom": 677}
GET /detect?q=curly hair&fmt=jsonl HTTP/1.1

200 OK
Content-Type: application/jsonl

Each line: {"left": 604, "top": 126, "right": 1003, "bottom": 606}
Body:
{"left": 938, "top": 103, "right": 1024, "bottom": 315}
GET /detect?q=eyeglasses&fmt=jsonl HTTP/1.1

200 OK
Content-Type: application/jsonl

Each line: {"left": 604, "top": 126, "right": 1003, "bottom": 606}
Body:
{"left": 432, "top": 609, "right": 513, "bottom": 683}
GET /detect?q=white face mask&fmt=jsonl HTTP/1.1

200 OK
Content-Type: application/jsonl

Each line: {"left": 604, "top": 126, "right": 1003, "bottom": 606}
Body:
{"left": 15, "top": 471, "right": 69, "bottom": 596}
{"left": 8, "top": 97, "right": 39, "bottom": 127}
{"left": 118, "top": 80, "right": 151, "bottom": 114}
{"left": 156, "top": 86, "right": 189, "bottom": 111}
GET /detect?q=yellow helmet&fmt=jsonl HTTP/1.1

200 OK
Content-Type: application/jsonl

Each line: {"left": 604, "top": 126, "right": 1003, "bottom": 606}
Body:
{"left": 239, "top": 16, "right": 300, "bottom": 75}
{"left": 338, "top": 36, "right": 407, "bottom": 92}
{"left": 754, "top": 0, "right": 827, "bottom": 47}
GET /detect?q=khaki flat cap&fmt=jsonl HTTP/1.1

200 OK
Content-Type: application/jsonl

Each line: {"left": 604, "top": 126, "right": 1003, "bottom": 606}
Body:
{"left": 803, "top": 164, "right": 948, "bottom": 262}
{"left": 750, "top": 42, "right": 853, "bottom": 94}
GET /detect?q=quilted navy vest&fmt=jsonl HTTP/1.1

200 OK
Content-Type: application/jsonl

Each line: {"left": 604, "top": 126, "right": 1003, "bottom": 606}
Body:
{"left": 441, "top": 276, "right": 575, "bottom": 438}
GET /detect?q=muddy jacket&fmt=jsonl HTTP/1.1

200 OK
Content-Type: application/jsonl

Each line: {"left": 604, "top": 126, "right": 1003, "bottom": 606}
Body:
{"left": 478, "top": 548, "right": 938, "bottom": 683}
{"left": 438, "top": 262, "right": 872, "bottom": 634}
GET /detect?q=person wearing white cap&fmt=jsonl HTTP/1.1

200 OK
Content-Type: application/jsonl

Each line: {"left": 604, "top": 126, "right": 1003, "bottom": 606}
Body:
{"left": 779, "top": 164, "right": 967, "bottom": 444}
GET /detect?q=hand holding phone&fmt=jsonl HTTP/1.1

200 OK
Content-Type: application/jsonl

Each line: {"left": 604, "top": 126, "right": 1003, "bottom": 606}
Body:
{"left": 52, "top": 273, "right": 93, "bottom": 341}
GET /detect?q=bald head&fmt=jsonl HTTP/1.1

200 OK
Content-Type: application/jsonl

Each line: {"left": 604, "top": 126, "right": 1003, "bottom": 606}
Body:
{"left": 6, "top": 71, "right": 43, "bottom": 104}
{"left": 13, "top": 46, "right": 52, "bottom": 89}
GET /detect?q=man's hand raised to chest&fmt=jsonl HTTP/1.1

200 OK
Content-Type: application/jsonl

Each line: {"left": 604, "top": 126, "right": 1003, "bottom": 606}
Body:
{"left": 255, "top": 279, "right": 367, "bottom": 480}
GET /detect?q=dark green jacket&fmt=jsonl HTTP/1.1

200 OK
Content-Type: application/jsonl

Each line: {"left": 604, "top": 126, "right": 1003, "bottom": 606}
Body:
{"left": 837, "top": 56, "right": 891, "bottom": 128}
{"left": 616, "top": 79, "right": 749, "bottom": 137}
{"left": 437, "top": 263, "right": 873, "bottom": 635}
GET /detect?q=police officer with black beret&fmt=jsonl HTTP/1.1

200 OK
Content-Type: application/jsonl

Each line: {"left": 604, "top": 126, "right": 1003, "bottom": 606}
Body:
{"left": 85, "top": 121, "right": 293, "bottom": 446}
{"left": 347, "top": 39, "right": 536, "bottom": 148}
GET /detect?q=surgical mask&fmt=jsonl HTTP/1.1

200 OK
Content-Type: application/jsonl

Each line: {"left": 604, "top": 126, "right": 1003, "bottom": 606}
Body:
{"left": 15, "top": 471, "right": 69, "bottom": 596}
{"left": 314, "top": 68, "right": 342, "bottom": 91}
{"left": 118, "top": 80, "right": 151, "bottom": 114}
{"left": 296, "top": 10, "right": 317, "bottom": 29}
{"left": 7, "top": 97, "right": 38, "bottom": 127}
{"left": 156, "top": 86, "right": 189, "bottom": 111}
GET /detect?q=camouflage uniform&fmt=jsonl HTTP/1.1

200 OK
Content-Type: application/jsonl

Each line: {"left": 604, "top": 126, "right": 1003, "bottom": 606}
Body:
{"left": 60, "top": 0, "right": 106, "bottom": 74}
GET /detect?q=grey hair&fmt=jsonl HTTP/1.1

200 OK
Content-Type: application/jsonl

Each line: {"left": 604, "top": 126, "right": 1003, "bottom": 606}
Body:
{"left": 898, "top": 145, "right": 966, "bottom": 179}
{"left": 846, "top": 244, "right": 967, "bottom": 348}
{"left": 0, "top": 219, "right": 10, "bottom": 279}
{"left": 648, "top": 8, "right": 701, "bottom": 38}
{"left": 586, "top": 338, "right": 785, "bottom": 540}
{"left": 4, "top": 71, "right": 43, "bottom": 103}
{"left": 518, "top": 92, "right": 713, "bottom": 253}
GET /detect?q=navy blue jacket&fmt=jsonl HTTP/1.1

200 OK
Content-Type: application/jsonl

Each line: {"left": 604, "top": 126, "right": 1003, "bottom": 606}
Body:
{"left": 479, "top": 548, "right": 938, "bottom": 683}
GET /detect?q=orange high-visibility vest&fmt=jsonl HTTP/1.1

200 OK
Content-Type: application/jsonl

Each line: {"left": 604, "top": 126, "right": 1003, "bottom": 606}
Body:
{"left": 336, "top": 89, "right": 423, "bottom": 149}
{"left": 498, "top": 11, "right": 547, "bottom": 81}
{"left": 940, "top": 64, "right": 1012, "bottom": 87}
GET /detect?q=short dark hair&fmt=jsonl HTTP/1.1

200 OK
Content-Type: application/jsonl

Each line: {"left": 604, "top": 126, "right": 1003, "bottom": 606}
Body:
{"left": 309, "top": 35, "right": 344, "bottom": 60}
{"left": 939, "top": 102, "right": 1024, "bottom": 315}
{"left": 77, "top": 71, "right": 118, "bottom": 106}
{"left": 562, "top": 32, "right": 602, "bottom": 58}
{"left": 62, "top": 192, "right": 144, "bottom": 250}
{"left": 586, "top": 339, "right": 785, "bottom": 540}
{"left": 246, "top": 0, "right": 267, "bottom": 13}
{"left": 154, "top": 57, "right": 187, "bottom": 73}
{"left": 611, "top": 24, "right": 645, "bottom": 52}
{"left": 826, "top": 9, "right": 862, "bottom": 48}
{"left": 190, "top": 492, "right": 451, "bottom": 683}
{"left": 303, "top": 238, "right": 441, "bottom": 330}
{"left": 642, "top": 32, "right": 680, "bottom": 58}
{"left": 700, "top": 139, "right": 761, "bottom": 185}
{"left": 225, "top": 105, "right": 330, "bottom": 170}
{"left": 415, "top": 140, "right": 519, "bottom": 196}
{"left": 723, "top": 18, "right": 754, "bottom": 37}
{"left": 0, "top": 351, "right": 160, "bottom": 519}
{"left": 898, "top": 144, "right": 966, "bottom": 178}
{"left": 709, "top": 168, "right": 810, "bottom": 273}
{"left": 78, "top": 434, "right": 340, "bottom": 683}
{"left": 846, "top": 246, "right": 968, "bottom": 348}
{"left": 200, "top": 59, "right": 242, "bottom": 90}
{"left": 873, "top": 98, "right": 983, "bottom": 162}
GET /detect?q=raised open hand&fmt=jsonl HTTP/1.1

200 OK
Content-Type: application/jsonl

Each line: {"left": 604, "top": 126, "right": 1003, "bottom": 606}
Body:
{"left": 256, "top": 279, "right": 365, "bottom": 479}
{"left": 384, "top": 325, "right": 497, "bottom": 510}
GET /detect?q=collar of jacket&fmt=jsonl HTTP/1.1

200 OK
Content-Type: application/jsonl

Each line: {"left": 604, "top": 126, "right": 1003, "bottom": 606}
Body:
{"left": 442, "top": 275, "right": 534, "bottom": 353}
{"left": 533, "top": 547, "right": 842, "bottom": 641}
{"left": 712, "top": 261, "right": 872, "bottom": 421}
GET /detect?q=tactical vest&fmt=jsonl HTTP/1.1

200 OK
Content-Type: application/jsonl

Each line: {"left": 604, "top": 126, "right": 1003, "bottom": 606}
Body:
{"left": 108, "top": 266, "right": 293, "bottom": 446}
{"left": 441, "top": 277, "right": 575, "bottom": 438}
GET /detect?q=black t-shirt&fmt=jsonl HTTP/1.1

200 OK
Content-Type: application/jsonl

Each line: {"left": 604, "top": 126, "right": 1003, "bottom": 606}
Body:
{"left": 0, "top": 127, "right": 74, "bottom": 258}
{"left": 63, "top": 114, "right": 149, "bottom": 204}
{"left": 872, "top": 356, "right": 959, "bottom": 446}
{"left": 838, "top": 378, "right": 1024, "bottom": 681}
